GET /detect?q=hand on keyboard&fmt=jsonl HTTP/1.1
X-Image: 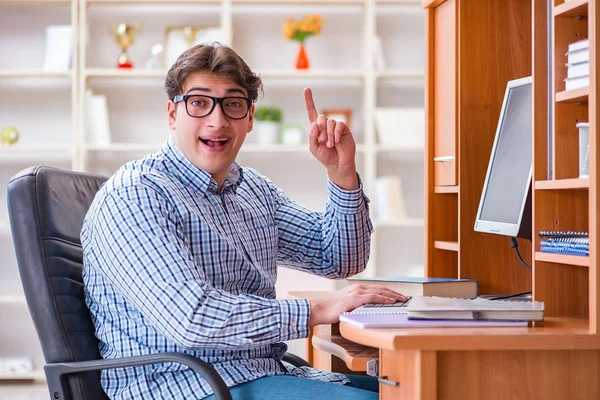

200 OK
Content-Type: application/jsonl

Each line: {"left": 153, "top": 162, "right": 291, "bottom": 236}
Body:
{"left": 362, "top": 296, "right": 412, "bottom": 308}
{"left": 307, "top": 284, "right": 409, "bottom": 326}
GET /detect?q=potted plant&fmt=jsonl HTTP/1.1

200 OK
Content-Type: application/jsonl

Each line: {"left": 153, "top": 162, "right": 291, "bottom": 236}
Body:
{"left": 253, "top": 106, "right": 283, "bottom": 145}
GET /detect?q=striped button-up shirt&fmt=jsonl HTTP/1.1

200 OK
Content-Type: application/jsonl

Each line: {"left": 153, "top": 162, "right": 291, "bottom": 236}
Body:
{"left": 82, "top": 137, "right": 373, "bottom": 399}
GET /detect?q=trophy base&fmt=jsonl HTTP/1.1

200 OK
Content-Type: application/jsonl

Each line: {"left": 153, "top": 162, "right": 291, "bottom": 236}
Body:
{"left": 117, "top": 62, "right": 133, "bottom": 69}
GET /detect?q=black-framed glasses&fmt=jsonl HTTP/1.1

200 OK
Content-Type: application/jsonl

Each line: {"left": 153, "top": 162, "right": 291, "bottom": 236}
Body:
{"left": 173, "top": 94, "right": 252, "bottom": 120}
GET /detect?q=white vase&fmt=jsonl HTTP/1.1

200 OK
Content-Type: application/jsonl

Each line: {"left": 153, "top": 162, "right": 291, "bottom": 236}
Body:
{"left": 255, "top": 121, "right": 280, "bottom": 145}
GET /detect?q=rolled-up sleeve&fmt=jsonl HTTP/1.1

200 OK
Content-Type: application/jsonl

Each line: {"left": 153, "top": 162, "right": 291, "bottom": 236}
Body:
{"left": 269, "top": 175, "right": 373, "bottom": 279}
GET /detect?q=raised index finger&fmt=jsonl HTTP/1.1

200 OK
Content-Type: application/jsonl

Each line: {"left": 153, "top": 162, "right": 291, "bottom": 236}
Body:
{"left": 304, "top": 87, "right": 318, "bottom": 123}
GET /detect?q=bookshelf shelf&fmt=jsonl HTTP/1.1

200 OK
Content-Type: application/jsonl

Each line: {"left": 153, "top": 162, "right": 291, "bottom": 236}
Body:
{"left": 535, "top": 178, "right": 590, "bottom": 190}
{"left": 233, "top": 0, "right": 365, "bottom": 4}
{"left": 87, "top": 0, "right": 219, "bottom": 4}
{"left": 434, "top": 186, "right": 459, "bottom": 194}
{"left": 553, "top": 0, "right": 588, "bottom": 18}
{"left": 0, "top": 294, "right": 27, "bottom": 304}
{"left": 556, "top": 87, "right": 589, "bottom": 103}
{"left": 535, "top": 252, "right": 590, "bottom": 268}
{"left": 433, "top": 240, "right": 458, "bottom": 252}
{"left": 375, "top": 218, "right": 425, "bottom": 228}
{"left": 0, "top": 69, "right": 72, "bottom": 78}
{"left": 0, "top": 370, "right": 45, "bottom": 382}
{"left": 0, "top": 0, "right": 69, "bottom": 4}
{"left": 376, "top": 69, "right": 425, "bottom": 79}
{"left": 84, "top": 143, "right": 162, "bottom": 152}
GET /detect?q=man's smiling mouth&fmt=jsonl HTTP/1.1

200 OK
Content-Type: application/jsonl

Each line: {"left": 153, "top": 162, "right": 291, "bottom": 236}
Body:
{"left": 199, "top": 137, "right": 230, "bottom": 148}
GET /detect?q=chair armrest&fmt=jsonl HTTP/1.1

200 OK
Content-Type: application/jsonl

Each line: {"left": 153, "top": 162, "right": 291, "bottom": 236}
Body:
{"left": 282, "top": 352, "right": 312, "bottom": 368}
{"left": 44, "top": 352, "right": 231, "bottom": 400}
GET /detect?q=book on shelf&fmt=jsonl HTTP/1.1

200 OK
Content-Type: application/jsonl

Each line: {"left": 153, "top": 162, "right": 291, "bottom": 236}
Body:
{"left": 406, "top": 296, "right": 544, "bottom": 321}
{"left": 374, "top": 107, "right": 425, "bottom": 148}
{"left": 346, "top": 276, "right": 479, "bottom": 298}
{"left": 42, "top": 25, "right": 72, "bottom": 71}
{"left": 339, "top": 311, "right": 527, "bottom": 329}
{"left": 85, "top": 89, "right": 111, "bottom": 146}
{"left": 539, "top": 230, "right": 589, "bottom": 256}
{"left": 373, "top": 176, "right": 408, "bottom": 221}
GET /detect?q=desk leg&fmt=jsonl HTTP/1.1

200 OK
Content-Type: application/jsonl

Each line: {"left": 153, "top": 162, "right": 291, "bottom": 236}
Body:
{"left": 380, "top": 349, "right": 437, "bottom": 400}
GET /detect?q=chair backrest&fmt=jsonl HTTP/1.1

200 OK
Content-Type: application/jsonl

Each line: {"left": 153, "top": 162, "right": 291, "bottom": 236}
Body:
{"left": 7, "top": 166, "right": 108, "bottom": 400}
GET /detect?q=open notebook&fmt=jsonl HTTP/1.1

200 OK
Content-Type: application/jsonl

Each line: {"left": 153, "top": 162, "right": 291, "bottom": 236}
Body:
{"left": 340, "top": 312, "right": 528, "bottom": 329}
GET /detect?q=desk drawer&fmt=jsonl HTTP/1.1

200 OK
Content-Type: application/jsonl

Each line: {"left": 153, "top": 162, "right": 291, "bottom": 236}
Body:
{"left": 379, "top": 349, "right": 437, "bottom": 400}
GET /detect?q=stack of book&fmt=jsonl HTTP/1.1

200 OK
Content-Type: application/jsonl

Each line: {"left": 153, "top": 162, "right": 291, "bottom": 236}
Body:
{"left": 539, "top": 231, "right": 589, "bottom": 256}
{"left": 565, "top": 38, "right": 589, "bottom": 91}
{"left": 405, "top": 296, "right": 544, "bottom": 322}
{"left": 347, "top": 276, "right": 479, "bottom": 299}
{"left": 340, "top": 295, "right": 544, "bottom": 329}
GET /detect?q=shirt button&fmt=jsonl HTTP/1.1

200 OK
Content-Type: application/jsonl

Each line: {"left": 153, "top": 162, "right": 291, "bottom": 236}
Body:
{"left": 290, "top": 319, "right": 297, "bottom": 327}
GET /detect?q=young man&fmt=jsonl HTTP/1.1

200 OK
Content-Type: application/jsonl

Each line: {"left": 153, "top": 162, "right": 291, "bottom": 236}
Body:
{"left": 81, "top": 43, "right": 406, "bottom": 399}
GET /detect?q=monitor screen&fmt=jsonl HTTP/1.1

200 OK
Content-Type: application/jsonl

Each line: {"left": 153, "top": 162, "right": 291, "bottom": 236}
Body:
{"left": 474, "top": 76, "right": 532, "bottom": 239}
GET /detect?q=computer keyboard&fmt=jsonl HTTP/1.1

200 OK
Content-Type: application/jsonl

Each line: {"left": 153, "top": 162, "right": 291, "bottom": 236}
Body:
{"left": 362, "top": 296, "right": 412, "bottom": 308}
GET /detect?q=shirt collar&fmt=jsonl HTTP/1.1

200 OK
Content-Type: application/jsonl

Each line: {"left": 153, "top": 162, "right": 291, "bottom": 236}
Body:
{"left": 161, "top": 136, "right": 243, "bottom": 194}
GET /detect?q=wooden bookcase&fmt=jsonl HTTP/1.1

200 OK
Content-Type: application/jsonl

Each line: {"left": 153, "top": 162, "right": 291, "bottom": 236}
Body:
{"left": 425, "top": 0, "right": 599, "bottom": 332}
{"left": 425, "top": 0, "right": 533, "bottom": 295}
{"left": 533, "top": 0, "right": 598, "bottom": 327}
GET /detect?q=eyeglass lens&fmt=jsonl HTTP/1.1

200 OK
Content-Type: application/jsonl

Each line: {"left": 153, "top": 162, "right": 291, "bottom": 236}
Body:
{"left": 186, "top": 95, "right": 249, "bottom": 119}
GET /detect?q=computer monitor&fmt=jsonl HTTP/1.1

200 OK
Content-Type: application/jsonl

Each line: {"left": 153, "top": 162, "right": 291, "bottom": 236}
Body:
{"left": 474, "top": 76, "right": 533, "bottom": 240}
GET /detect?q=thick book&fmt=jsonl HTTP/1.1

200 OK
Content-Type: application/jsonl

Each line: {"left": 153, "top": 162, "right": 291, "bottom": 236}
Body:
{"left": 347, "top": 277, "right": 478, "bottom": 298}
{"left": 340, "top": 312, "right": 527, "bottom": 329}
{"left": 406, "top": 296, "right": 544, "bottom": 321}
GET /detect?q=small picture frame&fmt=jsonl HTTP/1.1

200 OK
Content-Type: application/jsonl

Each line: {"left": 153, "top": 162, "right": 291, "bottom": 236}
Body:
{"left": 322, "top": 108, "right": 353, "bottom": 128}
{"left": 163, "top": 25, "right": 227, "bottom": 69}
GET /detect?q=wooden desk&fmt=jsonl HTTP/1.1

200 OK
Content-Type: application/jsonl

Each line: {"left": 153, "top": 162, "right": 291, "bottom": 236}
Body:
{"left": 289, "top": 291, "right": 600, "bottom": 399}
{"left": 340, "top": 318, "right": 600, "bottom": 400}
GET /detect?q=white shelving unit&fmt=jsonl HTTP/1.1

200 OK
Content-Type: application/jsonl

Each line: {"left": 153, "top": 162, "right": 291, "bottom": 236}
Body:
{"left": 0, "top": 0, "right": 425, "bottom": 381}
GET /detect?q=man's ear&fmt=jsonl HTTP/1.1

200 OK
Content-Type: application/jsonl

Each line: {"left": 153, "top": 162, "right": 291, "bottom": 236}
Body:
{"left": 168, "top": 100, "right": 177, "bottom": 130}
{"left": 247, "top": 103, "right": 255, "bottom": 133}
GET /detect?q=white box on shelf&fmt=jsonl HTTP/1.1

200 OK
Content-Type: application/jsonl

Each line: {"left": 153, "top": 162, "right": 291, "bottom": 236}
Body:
{"left": 372, "top": 35, "right": 386, "bottom": 72}
{"left": 85, "top": 90, "right": 111, "bottom": 146}
{"left": 566, "top": 61, "right": 589, "bottom": 79}
{"left": 374, "top": 176, "right": 408, "bottom": 221}
{"left": 577, "top": 122, "right": 589, "bottom": 178}
{"left": 564, "top": 75, "right": 589, "bottom": 91}
{"left": 567, "top": 48, "right": 589, "bottom": 64}
{"left": 375, "top": 107, "right": 425, "bottom": 148}
{"left": 42, "top": 25, "right": 72, "bottom": 71}
{"left": 568, "top": 38, "right": 589, "bottom": 53}
{"left": 0, "top": 357, "right": 33, "bottom": 374}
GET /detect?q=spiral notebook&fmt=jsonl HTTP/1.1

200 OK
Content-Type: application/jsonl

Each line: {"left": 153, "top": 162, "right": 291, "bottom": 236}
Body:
{"left": 340, "top": 312, "right": 527, "bottom": 329}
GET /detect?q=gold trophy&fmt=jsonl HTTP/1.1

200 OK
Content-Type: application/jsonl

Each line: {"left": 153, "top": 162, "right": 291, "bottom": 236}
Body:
{"left": 109, "top": 23, "right": 142, "bottom": 69}
{"left": 181, "top": 26, "right": 202, "bottom": 48}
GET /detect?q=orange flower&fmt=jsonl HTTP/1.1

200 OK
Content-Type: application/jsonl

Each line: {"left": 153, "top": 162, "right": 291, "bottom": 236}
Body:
{"left": 281, "top": 13, "right": 324, "bottom": 43}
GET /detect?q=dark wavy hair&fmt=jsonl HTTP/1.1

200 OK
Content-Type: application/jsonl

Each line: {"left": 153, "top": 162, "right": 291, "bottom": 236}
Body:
{"left": 164, "top": 42, "right": 263, "bottom": 102}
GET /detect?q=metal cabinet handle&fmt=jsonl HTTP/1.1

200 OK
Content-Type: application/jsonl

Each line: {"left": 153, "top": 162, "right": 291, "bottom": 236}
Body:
{"left": 366, "top": 360, "right": 399, "bottom": 387}
{"left": 433, "top": 156, "right": 455, "bottom": 162}
{"left": 378, "top": 377, "right": 399, "bottom": 387}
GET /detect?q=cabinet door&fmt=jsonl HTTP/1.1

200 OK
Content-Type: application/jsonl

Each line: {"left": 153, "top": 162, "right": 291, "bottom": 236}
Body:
{"left": 431, "top": 0, "right": 457, "bottom": 186}
{"left": 379, "top": 349, "right": 437, "bottom": 400}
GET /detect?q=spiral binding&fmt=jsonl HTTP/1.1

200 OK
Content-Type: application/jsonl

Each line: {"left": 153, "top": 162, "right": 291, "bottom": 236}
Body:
{"left": 538, "top": 231, "right": 589, "bottom": 256}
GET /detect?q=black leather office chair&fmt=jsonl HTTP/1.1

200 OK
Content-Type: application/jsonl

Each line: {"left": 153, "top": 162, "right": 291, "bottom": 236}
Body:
{"left": 7, "top": 166, "right": 310, "bottom": 400}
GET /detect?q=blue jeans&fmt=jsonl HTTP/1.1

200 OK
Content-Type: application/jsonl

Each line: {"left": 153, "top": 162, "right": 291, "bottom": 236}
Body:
{"left": 204, "top": 374, "right": 379, "bottom": 400}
